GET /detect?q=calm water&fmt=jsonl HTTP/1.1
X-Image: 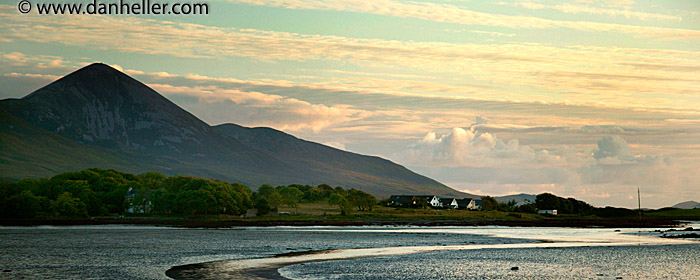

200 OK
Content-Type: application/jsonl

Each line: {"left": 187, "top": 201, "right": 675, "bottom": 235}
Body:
{"left": 0, "top": 225, "right": 698, "bottom": 279}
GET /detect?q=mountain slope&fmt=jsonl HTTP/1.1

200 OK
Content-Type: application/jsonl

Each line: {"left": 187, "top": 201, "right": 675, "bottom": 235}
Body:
{"left": 214, "top": 123, "right": 461, "bottom": 197}
{"left": 1, "top": 63, "right": 463, "bottom": 197}
{"left": 494, "top": 193, "right": 536, "bottom": 205}
{"left": 672, "top": 201, "right": 700, "bottom": 209}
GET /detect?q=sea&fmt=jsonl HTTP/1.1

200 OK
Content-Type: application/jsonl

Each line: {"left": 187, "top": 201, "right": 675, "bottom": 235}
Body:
{"left": 1, "top": 224, "right": 698, "bottom": 279}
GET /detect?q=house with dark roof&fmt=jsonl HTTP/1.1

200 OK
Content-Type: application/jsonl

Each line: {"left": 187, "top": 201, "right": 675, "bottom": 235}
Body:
{"left": 438, "top": 197, "right": 458, "bottom": 209}
{"left": 388, "top": 195, "right": 483, "bottom": 210}
{"left": 456, "top": 198, "right": 481, "bottom": 210}
{"left": 388, "top": 195, "right": 415, "bottom": 207}
{"left": 388, "top": 195, "right": 440, "bottom": 208}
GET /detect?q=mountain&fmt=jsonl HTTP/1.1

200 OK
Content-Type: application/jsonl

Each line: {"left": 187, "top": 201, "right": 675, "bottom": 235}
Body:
{"left": 213, "top": 123, "right": 463, "bottom": 197}
{"left": 0, "top": 63, "right": 462, "bottom": 197}
{"left": 494, "top": 193, "right": 536, "bottom": 206}
{"left": 672, "top": 201, "right": 700, "bottom": 209}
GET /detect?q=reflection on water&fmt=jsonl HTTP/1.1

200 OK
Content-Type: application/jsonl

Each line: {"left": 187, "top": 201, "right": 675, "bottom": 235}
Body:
{"left": 281, "top": 244, "right": 700, "bottom": 280}
{"left": 0, "top": 225, "right": 524, "bottom": 279}
{"left": 0, "top": 225, "right": 697, "bottom": 279}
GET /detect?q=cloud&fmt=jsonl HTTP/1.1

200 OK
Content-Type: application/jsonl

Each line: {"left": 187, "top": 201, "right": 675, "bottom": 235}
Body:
{"left": 5, "top": 56, "right": 700, "bottom": 145}
{"left": 2, "top": 72, "right": 61, "bottom": 81}
{"left": 228, "top": 0, "right": 696, "bottom": 39}
{"left": 394, "top": 118, "right": 699, "bottom": 208}
{"left": 397, "top": 126, "right": 567, "bottom": 168}
{"left": 519, "top": 2, "right": 682, "bottom": 21}
{"left": 0, "top": 51, "right": 74, "bottom": 71}
{"left": 593, "top": 135, "right": 633, "bottom": 160}
{"left": 148, "top": 83, "right": 372, "bottom": 133}
{"left": 470, "top": 30, "right": 516, "bottom": 37}
{"left": 2, "top": 6, "right": 700, "bottom": 111}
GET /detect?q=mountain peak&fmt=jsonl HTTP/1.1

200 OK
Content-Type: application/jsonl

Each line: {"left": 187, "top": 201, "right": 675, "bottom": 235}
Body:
{"left": 69, "top": 62, "right": 124, "bottom": 77}
{"left": 4, "top": 62, "right": 217, "bottom": 154}
{"left": 24, "top": 62, "right": 137, "bottom": 102}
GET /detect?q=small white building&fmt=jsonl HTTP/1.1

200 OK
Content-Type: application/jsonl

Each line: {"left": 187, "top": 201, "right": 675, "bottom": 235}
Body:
{"left": 424, "top": 196, "right": 441, "bottom": 207}
{"left": 537, "top": 209, "right": 558, "bottom": 215}
{"left": 438, "top": 198, "right": 459, "bottom": 209}
{"left": 456, "top": 198, "right": 481, "bottom": 210}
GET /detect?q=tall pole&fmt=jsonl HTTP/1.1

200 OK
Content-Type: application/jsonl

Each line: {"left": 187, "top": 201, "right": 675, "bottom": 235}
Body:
{"left": 638, "top": 187, "right": 642, "bottom": 225}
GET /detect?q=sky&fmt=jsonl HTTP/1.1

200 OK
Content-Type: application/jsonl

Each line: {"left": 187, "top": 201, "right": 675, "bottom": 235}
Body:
{"left": 1, "top": 0, "right": 699, "bottom": 208}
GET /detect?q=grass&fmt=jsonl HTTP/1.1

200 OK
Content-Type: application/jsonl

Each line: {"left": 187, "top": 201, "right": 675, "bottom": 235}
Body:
{"left": 645, "top": 208, "right": 700, "bottom": 219}
{"left": 267, "top": 202, "right": 545, "bottom": 221}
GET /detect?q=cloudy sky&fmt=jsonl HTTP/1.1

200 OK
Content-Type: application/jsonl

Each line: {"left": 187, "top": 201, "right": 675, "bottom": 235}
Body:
{"left": 1, "top": 0, "right": 699, "bottom": 208}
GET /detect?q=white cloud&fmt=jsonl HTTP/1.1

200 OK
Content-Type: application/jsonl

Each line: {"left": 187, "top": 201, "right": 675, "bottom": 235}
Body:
{"left": 398, "top": 126, "right": 566, "bottom": 168}
{"left": 228, "top": 0, "right": 695, "bottom": 38}
{"left": 519, "top": 2, "right": 682, "bottom": 21}
{"left": 148, "top": 83, "right": 372, "bottom": 133}
{"left": 593, "top": 135, "right": 633, "bottom": 161}
{"left": 3, "top": 72, "right": 61, "bottom": 81}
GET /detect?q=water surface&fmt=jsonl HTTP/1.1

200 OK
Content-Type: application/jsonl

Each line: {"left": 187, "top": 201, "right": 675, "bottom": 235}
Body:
{"left": 1, "top": 225, "right": 697, "bottom": 279}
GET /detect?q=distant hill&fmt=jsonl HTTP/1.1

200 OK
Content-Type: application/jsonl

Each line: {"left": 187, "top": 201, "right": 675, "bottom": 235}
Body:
{"left": 494, "top": 193, "right": 536, "bottom": 206}
{"left": 672, "top": 201, "right": 700, "bottom": 209}
{"left": 0, "top": 63, "right": 463, "bottom": 198}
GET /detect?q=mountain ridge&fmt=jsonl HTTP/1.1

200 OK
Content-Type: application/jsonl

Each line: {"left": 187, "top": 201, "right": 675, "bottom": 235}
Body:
{"left": 1, "top": 63, "right": 465, "bottom": 198}
{"left": 671, "top": 201, "right": 700, "bottom": 209}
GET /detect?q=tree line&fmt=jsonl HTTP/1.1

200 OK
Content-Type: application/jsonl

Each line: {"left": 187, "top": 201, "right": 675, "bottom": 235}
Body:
{"left": 0, "top": 168, "right": 377, "bottom": 219}
{"left": 479, "top": 193, "right": 593, "bottom": 214}
{"left": 480, "top": 193, "right": 642, "bottom": 217}
{"left": 252, "top": 183, "right": 377, "bottom": 215}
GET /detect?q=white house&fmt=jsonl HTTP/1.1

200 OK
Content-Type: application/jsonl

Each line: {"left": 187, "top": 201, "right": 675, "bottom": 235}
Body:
{"left": 456, "top": 198, "right": 481, "bottom": 210}
{"left": 411, "top": 195, "right": 442, "bottom": 208}
{"left": 438, "top": 197, "right": 459, "bottom": 209}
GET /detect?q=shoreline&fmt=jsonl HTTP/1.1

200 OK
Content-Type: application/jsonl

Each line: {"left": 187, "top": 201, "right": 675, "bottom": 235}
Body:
{"left": 0, "top": 217, "right": 684, "bottom": 228}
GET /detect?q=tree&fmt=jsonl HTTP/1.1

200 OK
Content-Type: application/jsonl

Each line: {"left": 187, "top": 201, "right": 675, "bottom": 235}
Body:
{"left": 362, "top": 192, "right": 378, "bottom": 211}
{"left": 257, "top": 184, "right": 282, "bottom": 211}
{"left": 8, "top": 190, "right": 42, "bottom": 218}
{"left": 516, "top": 203, "right": 537, "bottom": 214}
{"left": 279, "top": 186, "right": 303, "bottom": 214}
{"left": 177, "top": 189, "right": 216, "bottom": 215}
{"left": 334, "top": 186, "right": 347, "bottom": 196}
{"left": 258, "top": 184, "right": 277, "bottom": 197}
{"left": 303, "top": 187, "right": 325, "bottom": 201}
{"left": 481, "top": 196, "right": 498, "bottom": 211}
{"left": 255, "top": 197, "right": 271, "bottom": 215}
{"left": 346, "top": 189, "right": 377, "bottom": 211}
{"left": 497, "top": 200, "right": 517, "bottom": 212}
{"left": 535, "top": 193, "right": 592, "bottom": 215}
{"left": 329, "top": 193, "right": 352, "bottom": 215}
{"left": 53, "top": 192, "right": 88, "bottom": 218}
{"left": 318, "top": 184, "right": 334, "bottom": 197}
